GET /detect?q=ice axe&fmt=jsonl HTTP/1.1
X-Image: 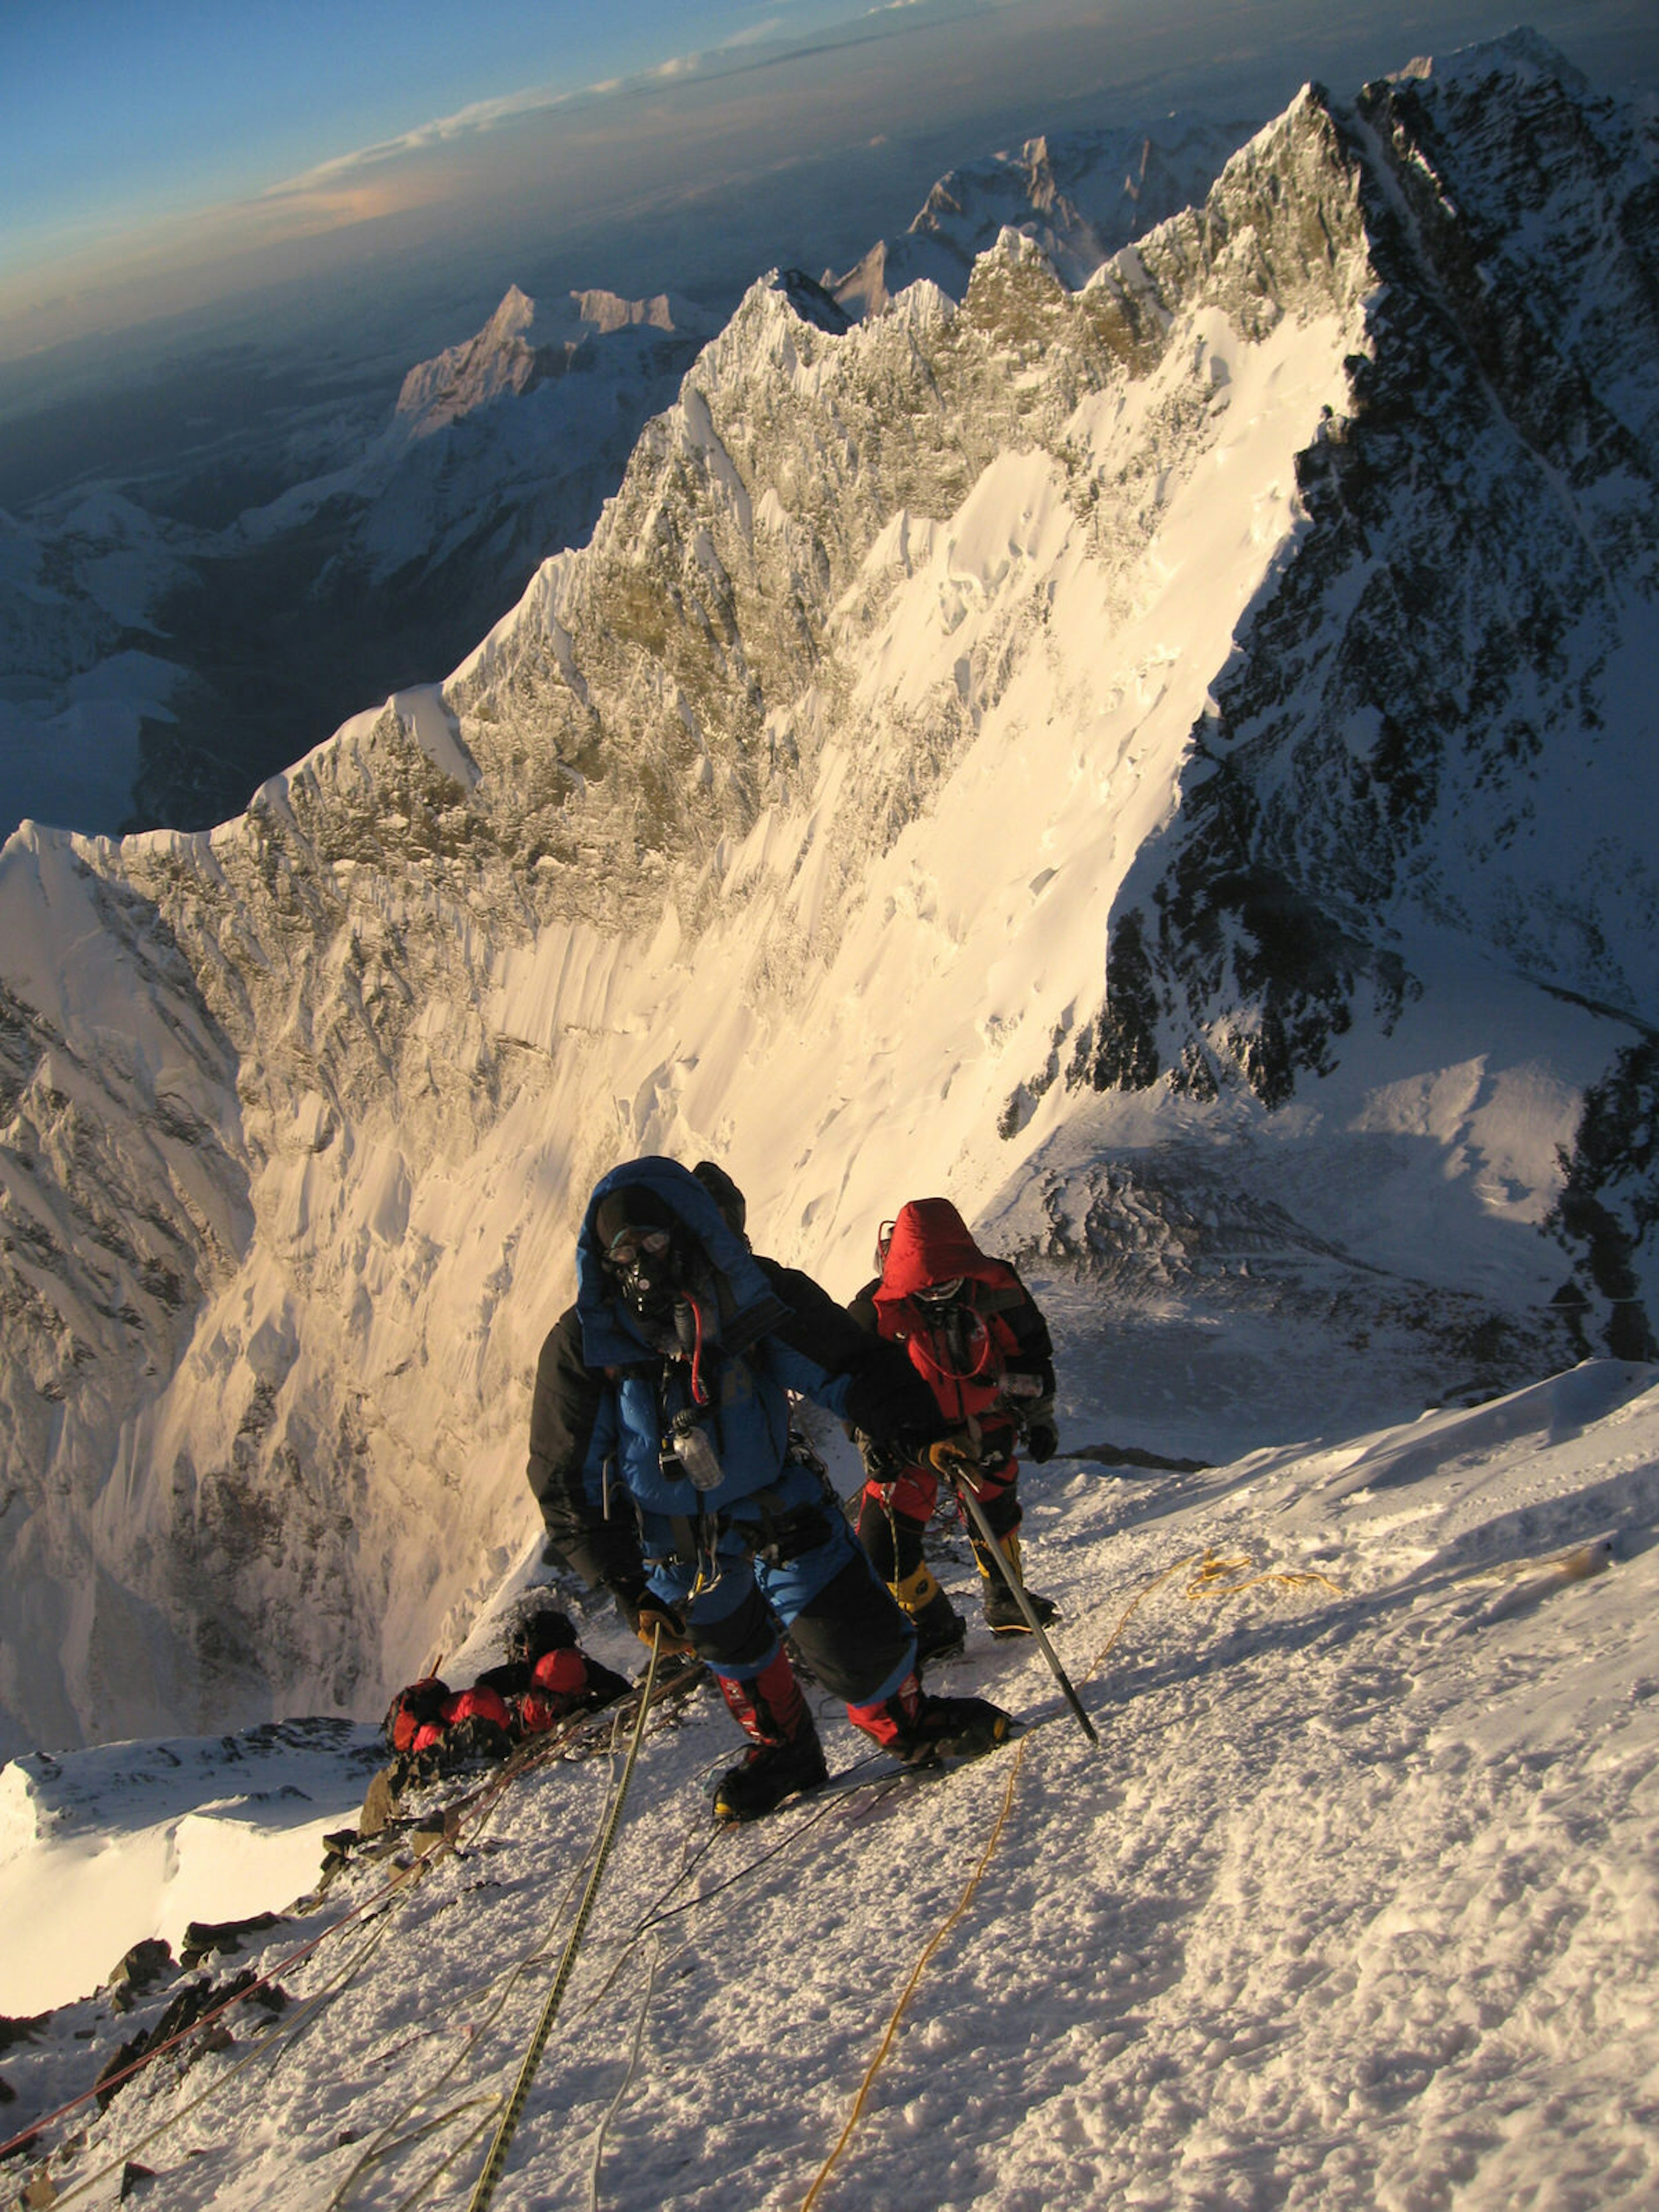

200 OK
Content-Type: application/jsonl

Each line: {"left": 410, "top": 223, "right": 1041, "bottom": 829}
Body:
{"left": 931, "top": 1442, "right": 1100, "bottom": 1748}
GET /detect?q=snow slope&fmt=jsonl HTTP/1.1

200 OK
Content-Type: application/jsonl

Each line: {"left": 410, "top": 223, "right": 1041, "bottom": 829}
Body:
{"left": 2, "top": 1352, "right": 1655, "bottom": 2210}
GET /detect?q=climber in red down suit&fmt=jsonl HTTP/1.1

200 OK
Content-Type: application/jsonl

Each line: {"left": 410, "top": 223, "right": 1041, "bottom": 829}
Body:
{"left": 850, "top": 1198, "right": 1061, "bottom": 1660}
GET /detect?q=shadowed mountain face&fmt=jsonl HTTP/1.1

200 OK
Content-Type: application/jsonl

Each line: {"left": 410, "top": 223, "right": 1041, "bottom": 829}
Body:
{"left": 0, "top": 35, "right": 1655, "bottom": 1754}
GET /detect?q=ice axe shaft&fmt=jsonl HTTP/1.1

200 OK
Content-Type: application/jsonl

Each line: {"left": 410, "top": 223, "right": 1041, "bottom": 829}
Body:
{"left": 949, "top": 1474, "right": 1099, "bottom": 1747}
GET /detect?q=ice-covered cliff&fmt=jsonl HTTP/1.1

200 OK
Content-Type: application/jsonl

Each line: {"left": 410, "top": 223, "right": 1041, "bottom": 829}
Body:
{"left": 2, "top": 33, "right": 1654, "bottom": 1756}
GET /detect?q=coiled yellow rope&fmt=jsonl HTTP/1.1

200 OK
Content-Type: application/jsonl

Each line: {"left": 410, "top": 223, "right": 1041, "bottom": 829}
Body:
{"left": 1085, "top": 1547, "right": 1343, "bottom": 1678}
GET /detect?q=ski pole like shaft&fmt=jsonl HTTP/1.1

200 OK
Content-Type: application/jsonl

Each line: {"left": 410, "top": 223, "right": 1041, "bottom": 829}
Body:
{"left": 465, "top": 1626, "right": 664, "bottom": 2212}
{"left": 950, "top": 1476, "right": 1099, "bottom": 1746}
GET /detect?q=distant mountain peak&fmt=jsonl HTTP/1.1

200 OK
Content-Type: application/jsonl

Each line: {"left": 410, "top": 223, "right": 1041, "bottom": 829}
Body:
{"left": 392, "top": 284, "right": 713, "bottom": 442}
{"left": 832, "top": 111, "right": 1260, "bottom": 317}
{"left": 1392, "top": 24, "right": 1591, "bottom": 93}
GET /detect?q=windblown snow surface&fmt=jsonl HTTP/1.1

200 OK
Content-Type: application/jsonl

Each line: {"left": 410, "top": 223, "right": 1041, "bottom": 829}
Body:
{"left": 2, "top": 1354, "right": 1657, "bottom": 2210}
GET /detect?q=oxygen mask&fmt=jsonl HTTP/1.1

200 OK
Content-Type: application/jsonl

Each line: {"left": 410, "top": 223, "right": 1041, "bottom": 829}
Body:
{"left": 604, "top": 1224, "right": 680, "bottom": 1319}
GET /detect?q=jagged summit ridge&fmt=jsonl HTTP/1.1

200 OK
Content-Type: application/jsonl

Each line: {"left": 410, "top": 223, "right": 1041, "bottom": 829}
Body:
{"left": 830, "top": 112, "right": 1259, "bottom": 317}
{"left": 1081, "top": 35, "right": 1659, "bottom": 1114}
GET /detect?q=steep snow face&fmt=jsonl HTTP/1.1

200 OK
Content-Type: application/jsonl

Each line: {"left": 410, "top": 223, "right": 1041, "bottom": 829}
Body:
{"left": 0, "top": 40, "right": 1650, "bottom": 1754}
{"left": 0, "top": 828, "right": 251, "bottom": 1753}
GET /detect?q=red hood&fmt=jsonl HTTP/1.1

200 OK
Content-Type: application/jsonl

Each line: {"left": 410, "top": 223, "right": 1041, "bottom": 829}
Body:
{"left": 873, "top": 1199, "right": 1014, "bottom": 1306}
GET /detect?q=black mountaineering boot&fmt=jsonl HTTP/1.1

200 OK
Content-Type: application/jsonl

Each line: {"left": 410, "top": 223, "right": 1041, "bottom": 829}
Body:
{"left": 848, "top": 1672, "right": 1016, "bottom": 1769}
{"left": 712, "top": 1648, "right": 829, "bottom": 1822}
{"left": 714, "top": 1729, "right": 830, "bottom": 1822}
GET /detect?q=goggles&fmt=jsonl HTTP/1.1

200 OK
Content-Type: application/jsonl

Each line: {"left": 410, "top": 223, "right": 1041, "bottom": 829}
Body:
{"left": 914, "top": 1276, "right": 965, "bottom": 1304}
{"left": 605, "top": 1227, "right": 673, "bottom": 1271}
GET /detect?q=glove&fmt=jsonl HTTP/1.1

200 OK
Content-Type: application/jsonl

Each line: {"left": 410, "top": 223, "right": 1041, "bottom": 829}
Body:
{"left": 1027, "top": 1420, "right": 1059, "bottom": 1465}
{"left": 858, "top": 1439, "right": 907, "bottom": 1484}
{"left": 926, "top": 1434, "right": 979, "bottom": 1480}
{"left": 635, "top": 1599, "right": 695, "bottom": 1658}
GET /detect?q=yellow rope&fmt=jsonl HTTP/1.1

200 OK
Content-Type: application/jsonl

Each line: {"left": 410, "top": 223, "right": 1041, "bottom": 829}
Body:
{"left": 464, "top": 1628, "right": 664, "bottom": 2212}
{"left": 1083, "top": 1548, "right": 1343, "bottom": 1681}
{"left": 1082, "top": 1550, "right": 1203, "bottom": 1677}
{"left": 796, "top": 1739, "right": 1027, "bottom": 2212}
{"left": 1183, "top": 1553, "right": 1345, "bottom": 1604}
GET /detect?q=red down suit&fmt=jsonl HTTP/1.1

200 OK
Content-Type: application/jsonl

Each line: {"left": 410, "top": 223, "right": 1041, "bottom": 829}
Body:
{"left": 851, "top": 1198, "right": 1056, "bottom": 1607}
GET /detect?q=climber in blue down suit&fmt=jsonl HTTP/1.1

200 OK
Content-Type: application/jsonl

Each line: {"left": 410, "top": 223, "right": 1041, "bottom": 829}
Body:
{"left": 526, "top": 1156, "right": 1015, "bottom": 1821}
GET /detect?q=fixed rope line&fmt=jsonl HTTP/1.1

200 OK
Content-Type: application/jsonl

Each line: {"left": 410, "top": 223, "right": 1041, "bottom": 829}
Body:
{"left": 20, "top": 1899, "right": 405, "bottom": 2212}
{"left": 336, "top": 1675, "right": 671, "bottom": 2212}
{"left": 585, "top": 1939, "right": 660, "bottom": 2212}
{"left": 324, "top": 1855, "right": 597, "bottom": 2212}
{"left": 628, "top": 1748, "right": 896, "bottom": 1941}
{"left": 328, "top": 1665, "right": 721, "bottom": 2212}
{"left": 796, "top": 1737, "right": 1028, "bottom": 2212}
{"left": 0, "top": 1674, "right": 656, "bottom": 2178}
{"left": 17, "top": 1649, "right": 759, "bottom": 2212}
{"left": 464, "top": 1624, "right": 664, "bottom": 2212}
{"left": 0, "top": 1845, "right": 426, "bottom": 2181}
{"left": 353, "top": 2098, "right": 502, "bottom": 2212}
{"left": 332, "top": 1694, "right": 886, "bottom": 2211}
{"left": 1082, "top": 1549, "right": 1205, "bottom": 1678}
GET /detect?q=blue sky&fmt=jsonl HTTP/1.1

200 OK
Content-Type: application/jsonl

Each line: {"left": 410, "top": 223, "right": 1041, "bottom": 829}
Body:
{"left": 0, "top": 1, "right": 874, "bottom": 246}
{"left": 3, "top": 0, "right": 1656, "bottom": 368}
{"left": 0, "top": 0, "right": 913, "bottom": 351}
{"left": 3, "top": 12, "right": 811, "bottom": 236}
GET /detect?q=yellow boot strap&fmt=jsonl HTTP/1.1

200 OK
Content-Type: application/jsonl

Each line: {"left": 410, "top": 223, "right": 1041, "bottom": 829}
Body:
{"left": 892, "top": 1562, "right": 945, "bottom": 1617}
